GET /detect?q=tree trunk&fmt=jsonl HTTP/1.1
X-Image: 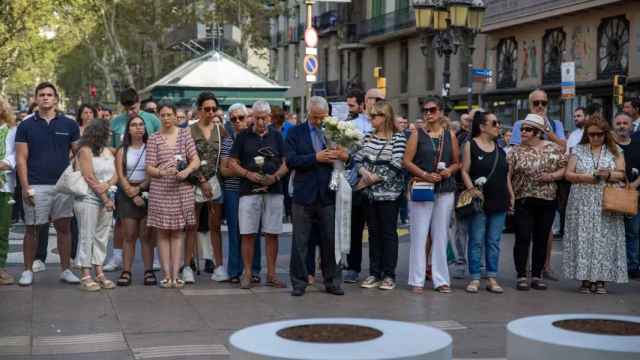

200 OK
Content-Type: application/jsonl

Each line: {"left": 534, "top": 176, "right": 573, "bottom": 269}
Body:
{"left": 100, "top": 3, "right": 135, "bottom": 89}
{"left": 88, "top": 44, "right": 116, "bottom": 103}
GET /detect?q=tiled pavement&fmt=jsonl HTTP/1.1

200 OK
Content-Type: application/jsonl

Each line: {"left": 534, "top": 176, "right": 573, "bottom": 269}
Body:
{"left": 2, "top": 224, "right": 639, "bottom": 359}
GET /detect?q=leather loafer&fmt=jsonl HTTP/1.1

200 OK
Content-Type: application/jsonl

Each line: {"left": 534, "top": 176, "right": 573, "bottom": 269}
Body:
{"left": 326, "top": 286, "right": 345, "bottom": 296}
{"left": 291, "top": 288, "right": 305, "bottom": 297}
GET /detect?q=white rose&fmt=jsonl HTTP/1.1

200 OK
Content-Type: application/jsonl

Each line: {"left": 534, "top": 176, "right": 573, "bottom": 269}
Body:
{"left": 200, "top": 160, "right": 208, "bottom": 166}
{"left": 141, "top": 191, "right": 149, "bottom": 199}
{"left": 337, "top": 121, "right": 347, "bottom": 130}
{"left": 474, "top": 177, "right": 487, "bottom": 187}
{"left": 254, "top": 156, "right": 265, "bottom": 167}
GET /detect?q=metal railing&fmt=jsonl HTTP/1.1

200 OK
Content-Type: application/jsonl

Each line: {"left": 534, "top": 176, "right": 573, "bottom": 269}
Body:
{"left": 358, "top": 7, "right": 415, "bottom": 39}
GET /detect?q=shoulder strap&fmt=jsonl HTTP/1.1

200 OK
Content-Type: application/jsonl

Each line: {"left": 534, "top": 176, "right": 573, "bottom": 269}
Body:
{"left": 125, "top": 145, "right": 146, "bottom": 180}
{"left": 214, "top": 124, "right": 221, "bottom": 175}
{"left": 486, "top": 146, "right": 500, "bottom": 182}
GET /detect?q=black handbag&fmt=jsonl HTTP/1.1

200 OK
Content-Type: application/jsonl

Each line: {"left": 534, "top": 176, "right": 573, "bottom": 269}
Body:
{"left": 455, "top": 145, "right": 500, "bottom": 217}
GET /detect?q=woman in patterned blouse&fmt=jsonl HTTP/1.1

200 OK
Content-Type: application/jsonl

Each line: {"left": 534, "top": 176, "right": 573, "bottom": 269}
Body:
{"left": 507, "top": 114, "right": 567, "bottom": 292}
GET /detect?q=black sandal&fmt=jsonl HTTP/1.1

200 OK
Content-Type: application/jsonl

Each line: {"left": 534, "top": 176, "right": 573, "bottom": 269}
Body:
{"left": 117, "top": 271, "right": 132, "bottom": 287}
{"left": 143, "top": 270, "right": 157, "bottom": 286}
{"left": 251, "top": 275, "right": 261, "bottom": 283}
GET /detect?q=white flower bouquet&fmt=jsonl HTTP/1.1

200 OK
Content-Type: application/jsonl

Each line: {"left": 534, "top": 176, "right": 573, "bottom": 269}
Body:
{"left": 322, "top": 116, "right": 364, "bottom": 150}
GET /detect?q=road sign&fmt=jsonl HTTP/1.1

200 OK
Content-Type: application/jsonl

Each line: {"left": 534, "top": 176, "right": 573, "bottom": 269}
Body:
{"left": 472, "top": 68, "right": 492, "bottom": 83}
{"left": 304, "top": 28, "right": 318, "bottom": 48}
{"left": 561, "top": 62, "right": 576, "bottom": 99}
{"left": 304, "top": 55, "right": 319, "bottom": 76}
{"left": 306, "top": 75, "right": 317, "bottom": 82}
{"left": 305, "top": 47, "right": 317, "bottom": 55}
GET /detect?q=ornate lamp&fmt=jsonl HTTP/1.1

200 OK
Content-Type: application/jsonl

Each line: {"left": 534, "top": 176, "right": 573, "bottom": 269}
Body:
{"left": 448, "top": 0, "right": 471, "bottom": 28}
{"left": 467, "top": 0, "right": 485, "bottom": 32}
{"left": 412, "top": 0, "right": 437, "bottom": 30}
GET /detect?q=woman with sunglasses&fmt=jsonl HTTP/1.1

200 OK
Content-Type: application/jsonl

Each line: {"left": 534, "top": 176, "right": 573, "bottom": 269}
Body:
{"left": 354, "top": 100, "right": 407, "bottom": 291}
{"left": 404, "top": 97, "right": 460, "bottom": 294}
{"left": 115, "top": 115, "right": 154, "bottom": 286}
{"left": 146, "top": 103, "right": 200, "bottom": 288}
{"left": 563, "top": 115, "right": 628, "bottom": 294}
{"left": 220, "top": 103, "right": 261, "bottom": 284}
{"left": 461, "top": 111, "right": 511, "bottom": 294}
{"left": 507, "top": 114, "right": 567, "bottom": 291}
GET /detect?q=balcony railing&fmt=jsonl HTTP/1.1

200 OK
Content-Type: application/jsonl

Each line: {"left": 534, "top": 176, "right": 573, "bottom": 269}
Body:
{"left": 358, "top": 7, "right": 415, "bottom": 39}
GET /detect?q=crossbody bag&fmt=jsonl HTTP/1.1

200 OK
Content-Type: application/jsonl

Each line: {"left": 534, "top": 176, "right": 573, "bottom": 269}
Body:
{"left": 410, "top": 130, "right": 445, "bottom": 202}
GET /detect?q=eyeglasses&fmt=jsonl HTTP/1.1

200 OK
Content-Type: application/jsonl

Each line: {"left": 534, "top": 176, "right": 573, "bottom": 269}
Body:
{"left": 371, "top": 112, "right": 385, "bottom": 117}
{"left": 588, "top": 131, "right": 605, "bottom": 138}
{"left": 520, "top": 126, "right": 538, "bottom": 133}
{"left": 532, "top": 100, "right": 548, "bottom": 107}
{"left": 422, "top": 107, "right": 439, "bottom": 114}
{"left": 201, "top": 106, "right": 217, "bottom": 113}
{"left": 230, "top": 115, "right": 245, "bottom": 122}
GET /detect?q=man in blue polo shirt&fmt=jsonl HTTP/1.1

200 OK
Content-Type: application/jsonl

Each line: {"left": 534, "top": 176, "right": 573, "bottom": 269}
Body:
{"left": 15, "top": 82, "right": 81, "bottom": 286}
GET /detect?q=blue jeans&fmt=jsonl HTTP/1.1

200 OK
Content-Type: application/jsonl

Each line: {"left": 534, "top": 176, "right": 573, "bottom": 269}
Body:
{"left": 624, "top": 213, "right": 640, "bottom": 272}
{"left": 467, "top": 211, "right": 506, "bottom": 280}
{"left": 224, "top": 190, "right": 261, "bottom": 278}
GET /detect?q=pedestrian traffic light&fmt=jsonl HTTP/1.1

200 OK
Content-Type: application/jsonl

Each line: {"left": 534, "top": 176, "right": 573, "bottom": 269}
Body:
{"left": 614, "top": 75, "right": 626, "bottom": 106}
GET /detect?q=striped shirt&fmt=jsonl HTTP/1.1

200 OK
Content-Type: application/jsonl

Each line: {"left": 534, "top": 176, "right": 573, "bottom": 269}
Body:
{"left": 221, "top": 137, "right": 241, "bottom": 192}
{"left": 353, "top": 132, "right": 407, "bottom": 201}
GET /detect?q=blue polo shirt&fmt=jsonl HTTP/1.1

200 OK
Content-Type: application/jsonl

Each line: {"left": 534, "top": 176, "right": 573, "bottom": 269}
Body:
{"left": 15, "top": 112, "right": 80, "bottom": 185}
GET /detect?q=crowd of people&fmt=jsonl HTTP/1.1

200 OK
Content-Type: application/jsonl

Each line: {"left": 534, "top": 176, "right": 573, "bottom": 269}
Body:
{"left": 0, "top": 82, "right": 638, "bottom": 297}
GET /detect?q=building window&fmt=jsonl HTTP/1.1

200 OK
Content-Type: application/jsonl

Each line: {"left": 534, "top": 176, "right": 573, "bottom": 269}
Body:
{"left": 400, "top": 41, "right": 409, "bottom": 93}
{"left": 283, "top": 47, "right": 289, "bottom": 81}
{"left": 597, "top": 15, "right": 629, "bottom": 79}
{"left": 324, "top": 47, "right": 329, "bottom": 82}
{"left": 425, "top": 41, "right": 435, "bottom": 91}
{"left": 294, "top": 45, "right": 300, "bottom": 79}
{"left": 542, "top": 28, "right": 566, "bottom": 85}
{"left": 496, "top": 37, "right": 517, "bottom": 89}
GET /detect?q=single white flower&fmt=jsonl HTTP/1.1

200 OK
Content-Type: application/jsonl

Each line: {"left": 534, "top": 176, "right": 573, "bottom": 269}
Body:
{"left": 175, "top": 155, "right": 184, "bottom": 162}
{"left": 254, "top": 156, "right": 265, "bottom": 167}
{"left": 474, "top": 177, "right": 487, "bottom": 187}
{"left": 141, "top": 191, "right": 149, "bottom": 199}
{"left": 7, "top": 198, "right": 15, "bottom": 205}
{"left": 200, "top": 160, "right": 208, "bottom": 167}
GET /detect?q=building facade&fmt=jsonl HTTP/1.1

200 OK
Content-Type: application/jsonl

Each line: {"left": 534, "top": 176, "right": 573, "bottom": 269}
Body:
{"left": 481, "top": 0, "right": 639, "bottom": 129}
{"left": 270, "top": 0, "right": 639, "bottom": 129}
{"left": 270, "top": 0, "right": 484, "bottom": 121}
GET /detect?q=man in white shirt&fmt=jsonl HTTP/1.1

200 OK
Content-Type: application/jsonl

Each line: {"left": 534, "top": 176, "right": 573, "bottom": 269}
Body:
{"left": 566, "top": 107, "right": 586, "bottom": 154}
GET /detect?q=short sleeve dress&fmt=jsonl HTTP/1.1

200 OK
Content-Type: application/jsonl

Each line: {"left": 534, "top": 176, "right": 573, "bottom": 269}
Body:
{"left": 146, "top": 128, "right": 198, "bottom": 230}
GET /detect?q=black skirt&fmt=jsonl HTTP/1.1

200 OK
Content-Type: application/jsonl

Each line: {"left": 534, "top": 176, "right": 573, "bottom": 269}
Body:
{"left": 116, "top": 188, "right": 147, "bottom": 220}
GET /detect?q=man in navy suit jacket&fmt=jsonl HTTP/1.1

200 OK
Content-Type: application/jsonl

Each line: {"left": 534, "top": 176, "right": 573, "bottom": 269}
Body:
{"left": 285, "top": 96, "right": 348, "bottom": 296}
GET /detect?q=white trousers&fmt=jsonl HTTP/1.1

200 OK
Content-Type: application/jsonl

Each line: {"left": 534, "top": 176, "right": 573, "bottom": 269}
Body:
{"left": 408, "top": 192, "right": 455, "bottom": 288}
{"left": 74, "top": 200, "right": 113, "bottom": 268}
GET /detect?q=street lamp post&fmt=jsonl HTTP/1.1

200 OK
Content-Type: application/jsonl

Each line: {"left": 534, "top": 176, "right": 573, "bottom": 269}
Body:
{"left": 413, "top": 0, "right": 485, "bottom": 113}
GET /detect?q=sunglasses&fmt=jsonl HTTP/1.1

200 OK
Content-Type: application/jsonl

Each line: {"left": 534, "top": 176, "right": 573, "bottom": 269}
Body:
{"left": 423, "top": 107, "right": 439, "bottom": 114}
{"left": 230, "top": 115, "right": 246, "bottom": 122}
{"left": 371, "top": 112, "right": 385, "bottom": 117}
{"left": 520, "top": 126, "right": 539, "bottom": 133}
{"left": 588, "top": 131, "right": 605, "bottom": 138}
{"left": 201, "top": 106, "right": 217, "bottom": 113}
{"left": 485, "top": 120, "right": 500, "bottom": 128}
{"left": 532, "top": 100, "right": 548, "bottom": 107}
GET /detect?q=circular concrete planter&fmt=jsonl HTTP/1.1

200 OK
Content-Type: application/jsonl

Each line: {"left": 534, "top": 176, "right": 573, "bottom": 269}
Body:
{"left": 229, "top": 318, "right": 452, "bottom": 360}
{"left": 507, "top": 314, "right": 640, "bottom": 360}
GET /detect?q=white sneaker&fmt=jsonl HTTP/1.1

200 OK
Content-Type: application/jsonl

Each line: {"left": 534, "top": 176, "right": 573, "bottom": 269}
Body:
{"left": 32, "top": 260, "right": 46, "bottom": 273}
{"left": 18, "top": 270, "right": 33, "bottom": 286}
{"left": 152, "top": 258, "right": 161, "bottom": 271}
{"left": 103, "top": 257, "right": 122, "bottom": 272}
{"left": 182, "top": 266, "right": 195, "bottom": 284}
{"left": 60, "top": 269, "right": 80, "bottom": 284}
{"left": 211, "top": 265, "right": 230, "bottom": 282}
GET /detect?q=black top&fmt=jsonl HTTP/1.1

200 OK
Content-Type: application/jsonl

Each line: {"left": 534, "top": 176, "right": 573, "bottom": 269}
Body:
{"left": 231, "top": 128, "right": 285, "bottom": 196}
{"left": 413, "top": 129, "right": 456, "bottom": 193}
{"left": 468, "top": 139, "right": 509, "bottom": 213}
{"left": 618, "top": 139, "right": 640, "bottom": 181}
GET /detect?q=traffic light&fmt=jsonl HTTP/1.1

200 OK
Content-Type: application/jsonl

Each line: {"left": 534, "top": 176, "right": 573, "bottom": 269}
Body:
{"left": 373, "top": 67, "right": 386, "bottom": 98}
{"left": 613, "top": 75, "right": 626, "bottom": 106}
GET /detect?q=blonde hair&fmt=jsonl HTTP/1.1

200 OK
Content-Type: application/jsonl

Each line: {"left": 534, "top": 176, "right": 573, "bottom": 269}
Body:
{"left": 0, "top": 97, "right": 16, "bottom": 127}
{"left": 372, "top": 100, "right": 396, "bottom": 137}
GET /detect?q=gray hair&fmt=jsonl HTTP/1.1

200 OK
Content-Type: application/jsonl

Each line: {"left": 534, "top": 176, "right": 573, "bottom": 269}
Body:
{"left": 308, "top": 96, "right": 329, "bottom": 112}
{"left": 228, "top": 103, "right": 248, "bottom": 116}
{"left": 252, "top": 100, "right": 271, "bottom": 114}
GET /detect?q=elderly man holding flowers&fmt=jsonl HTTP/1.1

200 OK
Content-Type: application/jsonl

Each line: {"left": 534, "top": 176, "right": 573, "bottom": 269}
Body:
{"left": 229, "top": 100, "right": 288, "bottom": 289}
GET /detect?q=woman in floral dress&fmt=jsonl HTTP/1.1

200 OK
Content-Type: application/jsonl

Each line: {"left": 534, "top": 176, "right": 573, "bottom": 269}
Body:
{"left": 563, "top": 115, "right": 628, "bottom": 294}
{"left": 146, "top": 103, "right": 200, "bottom": 288}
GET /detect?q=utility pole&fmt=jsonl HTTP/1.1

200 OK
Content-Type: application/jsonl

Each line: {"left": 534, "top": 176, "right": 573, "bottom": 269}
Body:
{"left": 305, "top": 0, "right": 314, "bottom": 109}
